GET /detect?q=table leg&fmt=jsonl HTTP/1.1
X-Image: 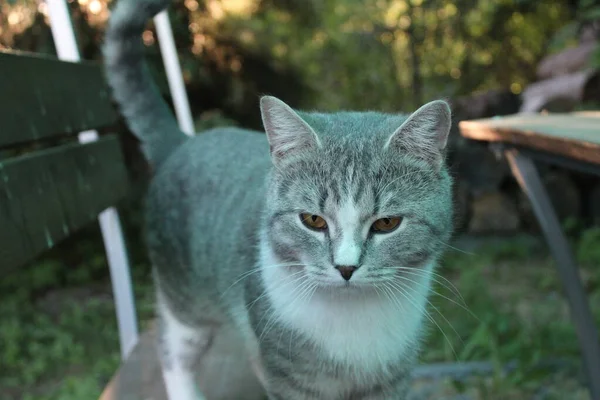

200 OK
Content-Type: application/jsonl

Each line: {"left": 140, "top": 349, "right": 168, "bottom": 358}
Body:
{"left": 505, "top": 148, "right": 600, "bottom": 400}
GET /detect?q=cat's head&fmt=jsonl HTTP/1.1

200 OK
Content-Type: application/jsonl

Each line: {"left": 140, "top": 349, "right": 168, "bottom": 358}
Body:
{"left": 260, "top": 96, "right": 453, "bottom": 294}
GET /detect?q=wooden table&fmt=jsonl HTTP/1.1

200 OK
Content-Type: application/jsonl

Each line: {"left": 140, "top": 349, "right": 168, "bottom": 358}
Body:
{"left": 459, "top": 112, "right": 600, "bottom": 400}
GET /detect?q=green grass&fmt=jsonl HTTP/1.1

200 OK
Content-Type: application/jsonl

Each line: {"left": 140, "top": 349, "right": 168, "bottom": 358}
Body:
{"left": 0, "top": 224, "right": 156, "bottom": 400}
{"left": 1, "top": 225, "right": 599, "bottom": 399}
{"left": 422, "top": 230, "right": 600, "bottom": 398}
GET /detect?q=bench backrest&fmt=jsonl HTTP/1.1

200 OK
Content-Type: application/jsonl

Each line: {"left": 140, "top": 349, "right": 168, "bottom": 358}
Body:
{"left": 0, "top": 50, "right": 128, "bottom": 272}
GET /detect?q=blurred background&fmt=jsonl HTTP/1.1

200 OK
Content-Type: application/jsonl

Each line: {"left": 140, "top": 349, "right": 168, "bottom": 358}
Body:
{"left": 1, "top": 0, "right": 600, "bottom": 399}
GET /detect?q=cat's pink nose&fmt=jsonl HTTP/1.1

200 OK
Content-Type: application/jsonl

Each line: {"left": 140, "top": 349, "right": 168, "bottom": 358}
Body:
{"left": 335, "top": 265, "right": 357, "bottom": 281}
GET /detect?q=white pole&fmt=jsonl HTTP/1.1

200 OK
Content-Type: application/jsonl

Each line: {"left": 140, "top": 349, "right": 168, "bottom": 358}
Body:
{"left": 46, "top": 0, "right": 139, "bottom": 359}
{"left": 154, "top": 10, "right": 195, "bottom": 136}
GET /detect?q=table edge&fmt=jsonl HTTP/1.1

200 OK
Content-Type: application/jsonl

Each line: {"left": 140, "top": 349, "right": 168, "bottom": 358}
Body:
{"left": 458, "top": 120, "right": 600, "bottom": 166}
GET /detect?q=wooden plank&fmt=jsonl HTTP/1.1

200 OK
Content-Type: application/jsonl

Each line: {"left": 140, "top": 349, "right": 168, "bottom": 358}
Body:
{"left": 0, "top": 51, "right": 118, "bottom": 148}
{"left": 572, "top": 111, "right": 600, "bottom": 118}
{"left": 99, "top": 326, "right": 265, "bottom": 400}
{"left": 0, "top": 136, "right": 128, "bottom": 272}
{"left": 459, "top": 113, "right": 600, "bottom": 165}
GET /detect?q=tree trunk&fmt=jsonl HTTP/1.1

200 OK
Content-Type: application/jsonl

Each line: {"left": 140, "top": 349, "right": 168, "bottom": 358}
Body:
{"left": 407, "top": 5, "right": 422, "bottom": 107}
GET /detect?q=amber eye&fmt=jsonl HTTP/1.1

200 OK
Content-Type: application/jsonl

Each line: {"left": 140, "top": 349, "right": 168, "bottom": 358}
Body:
{"left": 300, "top": 213, "right": 328, "bottom": 231}
{"left": 371, "top": 217, "right": 402, "bottom": 233}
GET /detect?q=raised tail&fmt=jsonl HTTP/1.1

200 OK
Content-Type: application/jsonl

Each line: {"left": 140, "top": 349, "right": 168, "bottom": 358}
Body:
{"left": 103, "top": 0, "right": 188, "bottom": 168}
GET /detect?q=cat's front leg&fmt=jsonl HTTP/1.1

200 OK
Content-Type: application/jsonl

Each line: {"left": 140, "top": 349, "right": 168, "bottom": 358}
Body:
{"left": 157, "top": 296, "right": 213, "bottom": 400}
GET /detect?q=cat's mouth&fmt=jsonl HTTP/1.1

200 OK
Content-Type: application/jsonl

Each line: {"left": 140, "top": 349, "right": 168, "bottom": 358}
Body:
{"left": 308, "top": 278, "right": 383, "bottom": 300}
{"left": 311, "top": 276, "right": 372, "bottom": 290}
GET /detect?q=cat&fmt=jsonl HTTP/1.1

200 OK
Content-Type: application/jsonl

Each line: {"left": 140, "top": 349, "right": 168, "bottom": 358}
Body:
{"left": 103, "top": 0, "right": 454, "bottom": 399}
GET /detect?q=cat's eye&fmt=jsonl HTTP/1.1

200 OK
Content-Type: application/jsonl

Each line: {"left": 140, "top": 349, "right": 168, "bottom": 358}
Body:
{"left": 300, "top": 213, "right": 328, "bottom": 231}
{"left": 371, "top": 217, "right": 402, "bottom": 233}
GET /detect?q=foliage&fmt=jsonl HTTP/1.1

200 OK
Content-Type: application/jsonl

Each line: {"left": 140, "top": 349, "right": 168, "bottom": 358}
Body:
{"left": 199, "top": 0, "right": 573, "bottom": 111}
{"left": 0, "top": 223, "right": 155, "bottom": 400}
{"left": 577, "top": 227, "right": 600, "bottom": 266}
{"left": 592, "top": 44, "right": 600, "bottom": 69}
{"left": 421, "top": 232, "right": 600, "bottom": 397}
{"left": 0, "top": 0, "right": 582, "bottom": 121}
{"left": 547, "top": 0, "right": 600, "bottom": 70}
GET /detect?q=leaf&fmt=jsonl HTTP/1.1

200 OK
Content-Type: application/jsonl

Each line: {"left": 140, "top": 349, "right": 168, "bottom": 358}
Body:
{"left": 547, "top": 21, "right": 580, "bottom": 52}
{"left": 459, "top": 321, "right": 489, "bottom": 360}
{"left": 591, "top": 43, "right": 600, "bottom": 69}
{"left": 580, "top": 6, "right": 600, "bottom": 21}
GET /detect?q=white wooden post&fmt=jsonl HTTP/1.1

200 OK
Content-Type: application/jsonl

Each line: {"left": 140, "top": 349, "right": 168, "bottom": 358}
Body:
{"left": 46, "top": 0, "right": 139, "bottom": 359}
{"left": 153, "top": 11, "right": 195, "bottom": 136}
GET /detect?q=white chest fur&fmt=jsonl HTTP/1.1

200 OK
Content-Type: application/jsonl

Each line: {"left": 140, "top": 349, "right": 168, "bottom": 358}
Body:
{"left": 260, "top": 248, "right": 430, "bottom": 379}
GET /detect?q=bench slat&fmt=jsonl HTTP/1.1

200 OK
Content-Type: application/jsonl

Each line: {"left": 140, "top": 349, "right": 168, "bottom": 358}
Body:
{"left": 0, "top": 136, "right": 128, "bottom": 272}
{"left": 459, "top": 113, "right": 600, "bottom": 165}
{"left": 99, "top": 327, "right": 265, "bottom": 400}
{"left": 0, "top": 51, "right": 118, "bottom": 148}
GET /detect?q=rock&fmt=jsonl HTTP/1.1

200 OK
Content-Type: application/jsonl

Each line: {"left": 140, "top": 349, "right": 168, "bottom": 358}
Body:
{"left": 545, "top": 172, "right": 582, "bottom": 222}
{"left": 468, "top": 191, "right": 520, "bottom": 234}
{"left": 451, "top": 138, "right": 510, "bottom": 196}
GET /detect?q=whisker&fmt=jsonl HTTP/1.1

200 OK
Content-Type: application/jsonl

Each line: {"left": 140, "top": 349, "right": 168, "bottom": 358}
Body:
{"left": 388, "top": 278, "right": 467, "bottom": 347}
{"left": 392, "top": 266, "right": 465, "bottom": 304}
{"left": 246, "top": 269, "right": 306, "bottom": 312}
{"left": 288, "top": 281, "right": 317, "bottom": 364}
{"left": 220, "top": 262, "right": 307, "bottom": 298}
{"left": 437, "top": 239, "right": 474, "bottom": 255}
{"left": 378, "top": 282, "right": 408, "bottom": 316}
{"left": 253, "top": 272, "right": 309, "bottom": 344}
{"left": 275, "top": 280, "right": 314, "bottom": 361}
{"left": 383, "top": 281, "right": 458, "bottom": 361}
{"left": 372, "top": 284, "right": 393, "bottom": 320}
{"left": 393, "top": 274, "right": 478, "bottom": 322}
{"left": 258, "top": 274, "right": 311, "bottom": 343}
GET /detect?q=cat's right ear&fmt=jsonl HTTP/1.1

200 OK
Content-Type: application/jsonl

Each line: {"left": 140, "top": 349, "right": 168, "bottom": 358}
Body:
{"left": 260, "top": 96, "right": 321, "bottom": 164}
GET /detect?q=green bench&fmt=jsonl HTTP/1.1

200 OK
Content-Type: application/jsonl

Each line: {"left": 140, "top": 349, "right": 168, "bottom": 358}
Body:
{"left": 0, "top": 50, "right": 129, "bottom": 273}
{"left": 0, "top": 49, "right": 140, "bottom": 382}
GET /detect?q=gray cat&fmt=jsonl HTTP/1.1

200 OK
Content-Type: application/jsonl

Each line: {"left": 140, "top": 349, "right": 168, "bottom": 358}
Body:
{"left": 104, "top": 0, "right": 454, "bottom": 399}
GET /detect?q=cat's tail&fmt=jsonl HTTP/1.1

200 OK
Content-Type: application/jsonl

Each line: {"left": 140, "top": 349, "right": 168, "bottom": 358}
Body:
{"left": 103, "top": 0, "right": 187, "bottom": 168}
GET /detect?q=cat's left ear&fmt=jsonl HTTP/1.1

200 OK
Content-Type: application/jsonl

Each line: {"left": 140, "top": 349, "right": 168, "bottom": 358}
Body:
{"left": 260, "top": 96, "right": 321, "bottom": 165}
{"left": 384, "top": 100, "right": 452, "bottom": 171}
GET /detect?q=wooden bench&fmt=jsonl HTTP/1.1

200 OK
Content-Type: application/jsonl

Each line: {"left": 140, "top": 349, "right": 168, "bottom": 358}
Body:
{"left": 0, "top": 50, "right": 128, "bottom": 274}
{"left": 0, "top": 48, "right": 141, "bottom": 394}
{"left": 99, "top": 323, "right": 266, "bottom": 400}
{"left": 459, "top": 113, "right": 600, "bottom": 400}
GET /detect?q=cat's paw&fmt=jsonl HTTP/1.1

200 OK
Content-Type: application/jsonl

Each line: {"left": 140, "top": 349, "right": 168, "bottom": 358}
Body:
{"left": 163, "top": 372, "right": 206, "bottom": 400}
{"left": 165, "top": 386, "right": 205, "bottom": 400}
